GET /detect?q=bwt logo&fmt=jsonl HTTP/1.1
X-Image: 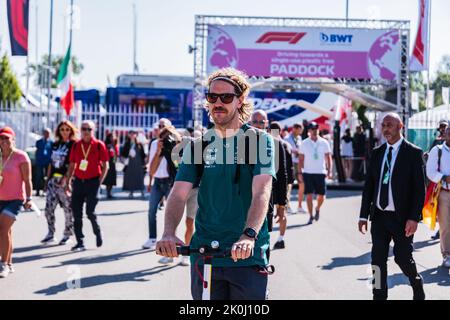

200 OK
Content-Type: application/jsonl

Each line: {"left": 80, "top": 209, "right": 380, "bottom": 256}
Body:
{"left": 256, "top": 32, "right": 307, "bottom": 44}
{"left": 320, "top": 33, "right": 353, "bottom": 44}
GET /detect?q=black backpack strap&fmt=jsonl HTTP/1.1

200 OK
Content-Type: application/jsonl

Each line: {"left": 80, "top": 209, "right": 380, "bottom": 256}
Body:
{"left": 234, "top": 125, "right": 260, "bottom": 185}
{"left": 190, "top": 136, "right": 210, "bottom": 188}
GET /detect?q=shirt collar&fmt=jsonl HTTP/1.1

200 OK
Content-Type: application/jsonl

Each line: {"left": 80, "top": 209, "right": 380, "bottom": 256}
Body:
{"left": 386, "top": 137, "right": 403, "bottom": 151}
{"left": 444, "top": 143, "right": 450, "bottom": 152}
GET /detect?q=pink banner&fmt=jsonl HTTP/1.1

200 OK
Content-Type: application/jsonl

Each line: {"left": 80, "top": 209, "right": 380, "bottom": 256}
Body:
{"left": 237, "top": 49, "right": 371, "bottom": 78}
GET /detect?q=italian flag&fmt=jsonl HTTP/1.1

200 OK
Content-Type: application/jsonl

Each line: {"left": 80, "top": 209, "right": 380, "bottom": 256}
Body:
{"left": 57, "top": 44, "right": 74, "bottom": 115}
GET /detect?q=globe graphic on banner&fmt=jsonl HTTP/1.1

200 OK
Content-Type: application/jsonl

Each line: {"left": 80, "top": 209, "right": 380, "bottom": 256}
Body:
{"left": 208, "top": 26, "right": 238, "bottom": 70}
{"left": 367, "top": 30, "right": 400, "bottom": 81}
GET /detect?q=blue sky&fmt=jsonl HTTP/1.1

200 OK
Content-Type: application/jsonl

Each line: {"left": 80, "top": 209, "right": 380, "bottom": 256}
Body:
{"left": 1, "top": 0, "right": 449, "bottom": 90}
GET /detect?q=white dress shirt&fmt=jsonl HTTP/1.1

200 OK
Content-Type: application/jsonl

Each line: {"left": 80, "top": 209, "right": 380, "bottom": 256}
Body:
{"left": 426, "top": 143, "right": 450, "bottom": 190}
{"left": 376, "top": 137, "right": 404, "bottom": 212}
{"left": 359, "top": 138, "right": 404, "bottom": 222}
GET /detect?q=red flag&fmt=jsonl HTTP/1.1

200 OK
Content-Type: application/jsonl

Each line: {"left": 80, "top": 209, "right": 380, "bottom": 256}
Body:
{"left": 7, "top": 0, "right": 29, "bottom": 56}
{"left": 410, "top": 0, "right": 430, "bottom": 71}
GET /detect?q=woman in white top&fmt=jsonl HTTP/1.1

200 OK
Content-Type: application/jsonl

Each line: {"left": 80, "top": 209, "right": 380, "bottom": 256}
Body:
{"left": 341, "top": 128, "right": 354, "bottom": 181}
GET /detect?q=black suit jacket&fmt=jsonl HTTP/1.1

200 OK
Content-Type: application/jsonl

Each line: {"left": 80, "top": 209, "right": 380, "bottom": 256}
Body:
{"left": 359, "top": 139, "right": 426, "bottom": 223}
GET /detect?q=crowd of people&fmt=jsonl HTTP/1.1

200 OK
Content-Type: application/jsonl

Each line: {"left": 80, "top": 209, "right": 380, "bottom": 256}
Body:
{"left": 0, "top": 67, "right": 448, "bottom": 301}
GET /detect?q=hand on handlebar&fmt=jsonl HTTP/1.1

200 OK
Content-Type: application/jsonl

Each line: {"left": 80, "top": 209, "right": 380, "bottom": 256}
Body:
{"left": 231, "top": 235, "right": 255, "bottom": 262}
{"left": 156, "top": 234, "right": 185, "bottom": 258}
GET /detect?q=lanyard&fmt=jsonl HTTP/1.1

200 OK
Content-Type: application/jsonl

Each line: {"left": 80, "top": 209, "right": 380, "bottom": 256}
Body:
{"left": 0, "top": 150, "right": 14, "bottom": 173}
{"left": 81, "top": 142, "right": 92, "bottom": 160}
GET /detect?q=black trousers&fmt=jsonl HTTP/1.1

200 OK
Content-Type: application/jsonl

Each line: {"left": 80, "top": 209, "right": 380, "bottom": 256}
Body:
{"left": 370, "top": 209, "right": 421, "bottom": 300}
{"left": 71, "top": 177, "right": 101, "bottom": 244}
{"left": 190, "top": 265, "right": 268, "bottom": 300}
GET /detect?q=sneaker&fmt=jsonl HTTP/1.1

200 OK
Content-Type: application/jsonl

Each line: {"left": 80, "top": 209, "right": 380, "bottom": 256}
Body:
{"left": 96, "top": 232, "right": 103, "bottom": 248}
{"left": 8, "top": 264, "right": 14, "bottom": 274}
{"left": 297, "top": 207, "right": 307, "bottom": 214}
{"left": 443, "top": 257, "right": 450, "bottom": 268}
{"left": 71, "top": 243, "right": 86, "bottom": 252}
{"left": 180, "top": 256, "right": 190, "bottom": 266}
{"left": 41, "top": 233, "right": 57, "bottom": 244}
{"left": 142, "top": 238, "right": 156, "bottom": 250}
{"left": 59, "top": 236, "right": 72, "bottom": 245}
{"left": 273, "top": 240, "right": 285, "bottom": 250}
{"left": 0, "top": 263, "right": 10, "bottom": 278}
{"left": 307, "top": 216, "right": 314, "bottom": 225}
{"left": 158, "top": 202, "right": 165, "bottom": 211}
{"left": 431, "top": 231, "right": 440, "bottom": 240}
{"left": 158, "top": 256, "right": 174, "bottom": 264}
{"left": 412, "top": 276, "right": 425, "bottom": 300}
{"left": 287, "top": 207, "right": 295, "bottom": 214}
{"left": 314, "top": 208, "right": 320, "bottom": 221}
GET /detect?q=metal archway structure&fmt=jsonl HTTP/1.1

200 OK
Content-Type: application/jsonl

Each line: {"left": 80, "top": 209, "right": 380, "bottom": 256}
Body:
{"left": 192, "top": 15, "right": 410, "bottom": 128}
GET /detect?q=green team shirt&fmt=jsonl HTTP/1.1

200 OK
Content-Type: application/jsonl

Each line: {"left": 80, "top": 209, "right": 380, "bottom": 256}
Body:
{"left": 175, "top": 124, "right": 276, "bottom": 267}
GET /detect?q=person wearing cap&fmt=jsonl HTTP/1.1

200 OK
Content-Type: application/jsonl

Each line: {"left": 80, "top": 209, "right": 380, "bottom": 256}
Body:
{"left": 298, "top": 121, "right": 332, "bottom": 225}
{"left": 41, "top": 121, "right": 77, "bottom": 246}
{"left": 284, "top": 122, "right": 306, "bottom": 214}
{"left": 142, "top": 118, "right": 174, "bottom": 250}
{"left": 430, "top": 120, "right": 448, "bottom": 151}
{"left": 67, "top": 120, "right": 109, "bottom": 252}
{"left": 34, "top": 128, "right": 53, "bottom": 197}
{"left": 0, "top": 127, "right": 33, "bottom": 278}
{"left": 426, "top": 125, "right": 450, "bottom": 268}
{"left": 121, "top": 130, "right": 146, "bottom": 199}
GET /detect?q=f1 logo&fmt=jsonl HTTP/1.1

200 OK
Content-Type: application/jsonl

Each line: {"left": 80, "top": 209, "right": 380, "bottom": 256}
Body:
{"left": 256, "top": 32, "right": 306, "bottom": 44}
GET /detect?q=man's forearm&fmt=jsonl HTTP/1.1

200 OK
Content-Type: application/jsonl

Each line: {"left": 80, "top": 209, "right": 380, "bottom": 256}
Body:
{"left": 245, "top": 183, "right": 272, "bottom": 233}
{"left": 326, "top": 155, "right": 332, "bottom": 173}
{"left": 99, "top": 162, "right": 109, "bottom": 184}
{"left": 163, "top": 192, "right": 188, "bottom": 236}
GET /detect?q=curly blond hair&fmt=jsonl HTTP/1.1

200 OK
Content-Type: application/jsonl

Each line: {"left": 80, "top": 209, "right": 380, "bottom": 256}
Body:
{"left": 205, "top": 68, "right": 254, "bottom": 124}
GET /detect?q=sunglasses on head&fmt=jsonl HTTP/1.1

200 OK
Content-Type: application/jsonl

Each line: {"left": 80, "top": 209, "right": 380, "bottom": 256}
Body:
{"left": 81, "top": 127, "right": 93, "bottom": 132}
{"left": 205, "top": 93, "right": 239, "bottom": 104}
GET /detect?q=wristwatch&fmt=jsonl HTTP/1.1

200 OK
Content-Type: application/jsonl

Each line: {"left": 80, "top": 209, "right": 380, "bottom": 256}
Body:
{"left": 243, "top": 227, "right": 258, "bottom": 240}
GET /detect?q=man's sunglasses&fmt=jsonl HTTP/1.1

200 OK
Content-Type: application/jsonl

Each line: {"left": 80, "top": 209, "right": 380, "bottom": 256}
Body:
{"left": 205, "top": 93, "right": 239, "bottom": 104}
{"left": 81, "top": 127, "right": 93, "bottom": 132}
{"left": 251, "top": 120, "right": 266, "bottom": 125}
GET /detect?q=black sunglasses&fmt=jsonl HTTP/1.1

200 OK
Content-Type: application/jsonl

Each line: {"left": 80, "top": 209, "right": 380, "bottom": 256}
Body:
{"left": 81, "top": 127, "right": 93, "bottom": 132}
{"left": 205, "top": 93, "right": 239, "bottom": 104}
{"left": 252, "top": 120, "right": 266, "bottom": 125}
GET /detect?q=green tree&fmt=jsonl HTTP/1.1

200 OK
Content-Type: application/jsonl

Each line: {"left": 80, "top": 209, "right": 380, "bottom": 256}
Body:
{"left": 410, "top": 71, "right": 427, "bottom": 111}
{"left": 30, "top": 54, "right": 84, "bottom": 89}
{"left": 0, "top": 54, "right": 22, "bottom": 105}
{"left": 431, "top": 71, "right": 450, "bottom": 107}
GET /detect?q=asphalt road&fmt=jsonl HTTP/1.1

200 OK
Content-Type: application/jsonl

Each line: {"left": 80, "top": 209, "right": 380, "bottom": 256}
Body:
{"left": 1, "top": 185, "right": 448, "bottom": 300}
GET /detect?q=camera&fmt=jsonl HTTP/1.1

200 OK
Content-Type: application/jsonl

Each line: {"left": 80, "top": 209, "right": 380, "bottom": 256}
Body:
{"left": 161, "top": 134, "right": 177, "bottom": 157}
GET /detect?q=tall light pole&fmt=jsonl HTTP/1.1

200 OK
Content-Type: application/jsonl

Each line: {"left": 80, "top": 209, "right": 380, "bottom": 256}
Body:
{"left": 345, "top": 0, "right": 349, "bottom": 27}
{"left": 47, "top": 0, "right": 54, "bottom": 114}
{"left": 133, "top": 2, "right": 138, "bottom": 74}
